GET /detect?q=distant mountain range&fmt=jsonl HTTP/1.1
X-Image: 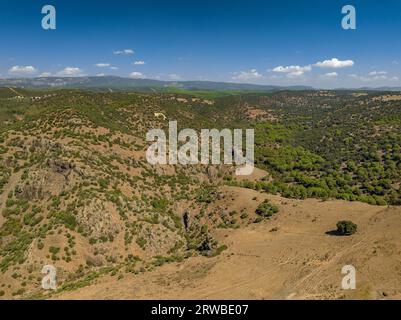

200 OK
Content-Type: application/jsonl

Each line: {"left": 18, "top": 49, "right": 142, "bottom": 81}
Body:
{"left": 0, "top": 76, "right": 312, "bottom": 92}
{"left": 0, "top": 76, "right": 400, "bottom": 92}
{"left": 340, "top": 86, "right": 401, "bottom": 92}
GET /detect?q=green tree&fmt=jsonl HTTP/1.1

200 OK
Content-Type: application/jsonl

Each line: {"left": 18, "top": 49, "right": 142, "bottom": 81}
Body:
{"left": 336, "top": 220, "right": 357, "bottom": 236}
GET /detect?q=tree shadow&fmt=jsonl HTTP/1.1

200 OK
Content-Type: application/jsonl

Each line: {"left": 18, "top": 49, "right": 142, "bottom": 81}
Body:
{"left": 325, "top": 230, "right": 350, "bottom": 236}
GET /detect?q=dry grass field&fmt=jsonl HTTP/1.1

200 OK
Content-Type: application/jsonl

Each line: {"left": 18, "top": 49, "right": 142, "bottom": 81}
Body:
{"left": 54, "top": 186, "right": 401, "bottom": 300}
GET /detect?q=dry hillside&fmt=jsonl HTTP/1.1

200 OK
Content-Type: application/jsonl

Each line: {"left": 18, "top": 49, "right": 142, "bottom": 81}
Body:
{"left": 0, "top": 89, "right": 400, "bottom": 299}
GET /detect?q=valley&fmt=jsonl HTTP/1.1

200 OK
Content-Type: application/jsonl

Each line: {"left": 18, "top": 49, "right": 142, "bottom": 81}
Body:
{"left": 0, "top": 87, "right": 400, "bottom": 299}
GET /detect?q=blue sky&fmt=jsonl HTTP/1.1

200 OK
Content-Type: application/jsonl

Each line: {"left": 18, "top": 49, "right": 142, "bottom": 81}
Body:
{"left": 1, "top": 0, "right": 401, "bottom": 88}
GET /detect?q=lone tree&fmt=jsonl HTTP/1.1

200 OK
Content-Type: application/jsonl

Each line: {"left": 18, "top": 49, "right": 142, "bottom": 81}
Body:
{"left": 336, "top": 220, "right": 357, "bottom": 236}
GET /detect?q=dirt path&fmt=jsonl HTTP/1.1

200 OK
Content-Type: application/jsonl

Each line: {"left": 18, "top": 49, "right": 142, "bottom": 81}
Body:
{"left": 7, "top": 87, "right": 23, "bottom": 97}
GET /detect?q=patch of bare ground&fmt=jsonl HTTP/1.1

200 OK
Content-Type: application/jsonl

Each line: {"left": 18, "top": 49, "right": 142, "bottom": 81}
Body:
{"left": 235, "top": 167, "right": 270, "bottom": 183}
{"left": 372, "top": 95, "right": 401, "bottom": 102}
{"left": 53, "top": 186, "right": 401, "bottom": 300}
{"left": 244, "top": 106, "right": 277, "bottom": 121}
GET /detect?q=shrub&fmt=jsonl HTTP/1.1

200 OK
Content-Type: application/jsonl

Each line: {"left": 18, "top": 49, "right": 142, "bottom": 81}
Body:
{"left": 336, "top": 220, "right": 357, "bottom": 236}
{"left": 52, "top": 211, "right": 77, "bottom": 230}
{"left": 23, "top": 212, "right": 43, "bottom": 226}
{"left": 253, "top": 217, "right": 263, "bottom": 224}
{"left": 255, "top": 200, "right": 279, "bottom": 218}
{"left": 49, "top": 246, "right": 60, "bottom": 255}
{"left": 136, "top": 237, "right": 147, "bottom": 249}
{"left": 98, "top": 178, "right": 109, "bottom": 189}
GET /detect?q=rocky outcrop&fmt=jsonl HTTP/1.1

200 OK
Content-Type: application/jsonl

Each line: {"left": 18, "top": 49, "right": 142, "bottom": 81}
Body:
{"left": 76, "top": 199, "right": 121, "bottom": 239}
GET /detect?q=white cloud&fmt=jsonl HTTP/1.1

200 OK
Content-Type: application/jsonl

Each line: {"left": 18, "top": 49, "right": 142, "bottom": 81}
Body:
{"left": 348, "top": 73, "right": 389, "bottom": 82}
{"left": 8, "top": 65, "right": 38, "bottom": 75}
{"left": 269, "top": 75, "right": 282, "bottom": 80}
{"left": 110, "top": 66, "right": 119, "bottom": 70}
{"left": 129, "top": 71, "right": 146, "bottom": 79}
{"left": 314, "top": 58, "right": 354, "bottom": 68}
{"left": 168, "top": 73, "right": 182, "bottom": 81}
{"left": 96, "top": 73, "right": 105, "bottom": 77}
{"left": 272, "top": 65, "right": 311, "bottom": 77}
{"left": 372, "top": 75, "right": 388, "bottom": 80}
{"left": 95, "top": 63, "right": 110, "bottom": 68}
{"left": 57, "top": 67, "right": 85, "bottom": 77}
{"left": 368, "top": 70, "right": 387, "bottom": 76}
{"left": 39, "top": 72, "right": 52, "bottom": 77}
{"left": 232, "top": 69, "right": 264, "bottom": 81}
{"left": 114, "top": 49, "right": 134, "bottom": 55}
{"left": 133, "top": 60, "right": 145, "bottom": 65}
{"left": 323, "top": 72, "right": 338, "bottom": 78}
{"left": 390, "top": 76, "right": 399, "bottom": 81}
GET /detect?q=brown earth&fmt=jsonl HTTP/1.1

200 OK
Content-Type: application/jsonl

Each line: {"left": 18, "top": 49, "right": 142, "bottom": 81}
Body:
{"left": 372, "top": 95, "right": 401, "bottom": 102}
{"left": 53, "top": 186, "right": 401, "bottom": 300}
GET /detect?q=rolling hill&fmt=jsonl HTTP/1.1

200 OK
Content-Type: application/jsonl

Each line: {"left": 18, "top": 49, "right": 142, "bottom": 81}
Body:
{"left": 0, "top": 88, "right": 400, "bottom": 299}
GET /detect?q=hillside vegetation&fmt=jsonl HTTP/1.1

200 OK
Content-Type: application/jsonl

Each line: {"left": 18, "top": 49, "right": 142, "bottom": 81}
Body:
{"left": 0, "top": 88, "right": 400, "bottom": 299}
